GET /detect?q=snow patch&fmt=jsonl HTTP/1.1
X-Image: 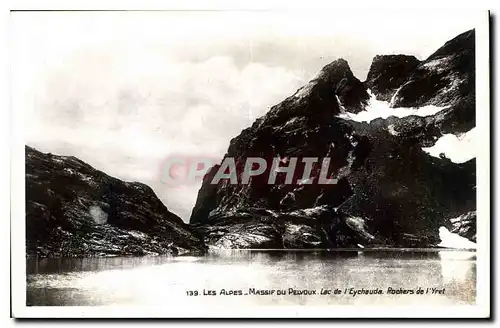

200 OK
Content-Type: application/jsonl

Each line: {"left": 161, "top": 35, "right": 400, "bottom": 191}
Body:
{"left": 128, "top": 230, "right": 148, "bottom": 240}
{"left": 335, "top": 95, "right": 347, "bottom": 112}
{"left": 345, "top": 216, "right": 375, "bottom": 240}
{"left": 337, "top": 90, "right": 447, "bottom": 123}
{"left": 214, "top": 233, "right": 271, "bottom": 249}
{"left": 64, "top": 167, "right": 77, "bottom": 175}
{"left": 389, "top": 80, "right": 412, "bottom": 106}
{"left": 283, "top": 117, "right": 300, "bottom": 127}
{"left": 422, "top": 128, "right": 476, "bottom": 163}
{"left": 289, "top": 205, "right": 330, "bottom": 217}
{"left": 441, "top": 72, "right": 465, "bottom": 96}
{"left": 438, "top": 226, "right": 476, "bottom": 249}
{"left": 285, "top": 224, "right": 302, "bottom": 235}
{"left": 89, "top": 206, "right": 108, "bottom": 225}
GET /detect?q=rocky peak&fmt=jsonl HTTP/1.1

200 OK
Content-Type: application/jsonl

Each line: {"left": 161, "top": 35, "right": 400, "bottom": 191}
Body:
{"left": 388, "top": 29, "right": 475, "bottom": 110}
{"left": 365, "top": 55, "right": 420, "bottom": 101}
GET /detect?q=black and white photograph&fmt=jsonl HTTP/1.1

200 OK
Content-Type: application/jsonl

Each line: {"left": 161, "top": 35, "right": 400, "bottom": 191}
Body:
{"left": 9, "top": 8, "right": 490, "bottom": 318}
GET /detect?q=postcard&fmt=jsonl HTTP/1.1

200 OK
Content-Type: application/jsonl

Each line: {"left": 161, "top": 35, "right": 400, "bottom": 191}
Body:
{"left": 10, "top": 8, "right": 490, "bottom": 318}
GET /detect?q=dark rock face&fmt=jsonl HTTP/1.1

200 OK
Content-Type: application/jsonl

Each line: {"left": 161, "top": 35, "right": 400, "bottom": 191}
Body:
{"left": 364, "top": 55, "right": 420, "bottom": 101}
{"left": 260, "top": 59, "right": 369, "bottom": 127}
{"left": 448, "top": 211, "right": 476, "bottom": 243}
{"left": 189, "top": 30, "right": 476, "bottom": 249}
{"left": 26, "top": 146, "right": 206, "bottom": 257}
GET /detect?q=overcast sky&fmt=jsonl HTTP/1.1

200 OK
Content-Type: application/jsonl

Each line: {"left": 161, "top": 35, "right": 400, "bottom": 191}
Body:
{"left": 12, "top": 10, "right": 479, "bottom": 221}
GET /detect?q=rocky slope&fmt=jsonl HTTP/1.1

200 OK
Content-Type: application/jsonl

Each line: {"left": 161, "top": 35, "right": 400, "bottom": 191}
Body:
{"left": 190, "top": 30, "right": 476, "bottom": 249}
{"left": 26, "top": 146, "right": 206, "bottom": 257}
{"left": 448, "top": 211, "right": 477, "bottom": 243}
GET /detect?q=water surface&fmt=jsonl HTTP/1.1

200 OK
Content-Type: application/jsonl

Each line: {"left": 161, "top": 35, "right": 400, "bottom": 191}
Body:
{"left": 26, "top": 249, "right": 476, "bottom": 306}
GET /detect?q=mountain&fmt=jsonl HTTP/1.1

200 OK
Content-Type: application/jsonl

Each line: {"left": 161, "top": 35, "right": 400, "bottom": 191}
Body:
{"left": 189, "top": 30, "right": 476, "bottom": 249}
{"left": 380, "top": 29, "right": 475, "bottom": 135}
{"left": 26, "top": 146, "right": 206, "bottom": 257}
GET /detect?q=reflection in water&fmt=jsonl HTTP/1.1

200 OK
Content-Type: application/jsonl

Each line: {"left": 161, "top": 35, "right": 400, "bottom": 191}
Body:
{"left": 438, "top": 251, "right": 476, "bottom": 304}
{"left": 26, "top": 250, "right": 475, "bottom": 306}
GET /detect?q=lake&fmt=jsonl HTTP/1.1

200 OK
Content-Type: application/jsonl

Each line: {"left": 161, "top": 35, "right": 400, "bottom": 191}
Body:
{"left": 26, "top": 249, "right": 476, "bottom": 306}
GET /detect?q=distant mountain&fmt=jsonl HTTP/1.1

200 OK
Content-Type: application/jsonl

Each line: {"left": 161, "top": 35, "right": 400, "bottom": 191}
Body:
{"left": 26, "top": 146, "right": 206, "bottom": 257}
{"left": 190, "top": 30, "right": 477, "bottom": 249}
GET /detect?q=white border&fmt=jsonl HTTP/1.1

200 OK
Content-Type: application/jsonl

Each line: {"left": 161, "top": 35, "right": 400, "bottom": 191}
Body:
{"left": 8, "top": 8, "right": 490, "bottom": 319}
{"left": 474, "top": 9, "right": 491, "bottom": 319}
